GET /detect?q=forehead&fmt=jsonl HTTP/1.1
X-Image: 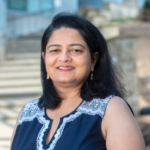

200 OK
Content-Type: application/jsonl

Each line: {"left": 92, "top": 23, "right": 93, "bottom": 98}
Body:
{"left": 48, "top": 27, "right": 85, "bottom": 43}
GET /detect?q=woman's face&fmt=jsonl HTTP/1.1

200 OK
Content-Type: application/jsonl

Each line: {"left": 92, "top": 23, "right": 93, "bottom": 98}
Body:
{"left": 43, "top": 27, "right": 98, "bottom": 87}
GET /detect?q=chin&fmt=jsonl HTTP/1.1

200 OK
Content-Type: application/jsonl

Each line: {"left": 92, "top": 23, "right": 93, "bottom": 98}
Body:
{"left": 58, "top": 80, "right": 75, "bottom": 83}
{"left": 55, "top": 78, "right": 76, "bottom": 83}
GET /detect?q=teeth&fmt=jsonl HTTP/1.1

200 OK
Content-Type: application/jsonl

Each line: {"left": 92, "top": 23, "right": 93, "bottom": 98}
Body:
{"left": 58, "top": 67, "right": 74, "bottom": 69}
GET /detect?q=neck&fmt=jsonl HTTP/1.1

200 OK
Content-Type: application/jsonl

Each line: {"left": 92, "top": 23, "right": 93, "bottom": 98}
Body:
{"left": 53, "top": 82, "right": 83, "bottom": 100}
{"left": 46, "top": 82, "right": 84, "bottom": 118}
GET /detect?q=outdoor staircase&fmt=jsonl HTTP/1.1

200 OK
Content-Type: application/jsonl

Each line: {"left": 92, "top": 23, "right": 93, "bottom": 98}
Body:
{"left": 0, "top": 34, "right": 43, "bottom": 150}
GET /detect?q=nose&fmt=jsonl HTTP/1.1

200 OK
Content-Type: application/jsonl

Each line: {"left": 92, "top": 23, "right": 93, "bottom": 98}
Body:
{"left": 58, "top": 50, "right": 71, "bottom": 62}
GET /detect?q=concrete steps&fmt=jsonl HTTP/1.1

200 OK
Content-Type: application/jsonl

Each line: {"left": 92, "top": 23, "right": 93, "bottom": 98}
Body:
{"left": 0, "top": 57, "right": 42, "bottom": 149}
{"left": 0, "top": 58, "right": 42, "bottom": 97}
{"left": 6, "top": 37, "right": 42, "bottom": 59}
{"left": 0, "top": 33, "right": 43, "bottom": 149}
{"left": 0, "top": 57, "right": 42, "bottom": 107}
{"left": 0, "top": 119, "right": 16, "bottom": 150}
{"left": 7, "top": 38, "right": 41, "bottom": 54}
{"left": 0, "top": 107, "right": 21, "bottom": 120}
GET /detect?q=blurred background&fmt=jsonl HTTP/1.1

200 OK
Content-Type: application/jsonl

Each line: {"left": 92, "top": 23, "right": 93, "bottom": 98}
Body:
{"left": 0, "top": 0, "right": 150, "bottom": 149}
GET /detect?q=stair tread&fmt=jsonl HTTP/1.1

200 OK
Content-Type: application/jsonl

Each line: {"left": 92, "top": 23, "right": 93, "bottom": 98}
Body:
{"left": 0, "top": 71, "right": 40, "bottom": 79}
{"left": 0, "top": 59, "right": 40, "bottom": 65}
{"left": 0, "top": 86, "right": 42, "bottom": 95}
{"left": 0, "top": 119, "right": 17, "bottom": 139}
{"left": 0, "top": 100, "right": 36, "bottom": 107}
{"left": 0, "top": 107, "right": 22, "bottom": 118}
{"left": 0, "top": 79, "right": 41, "bottom": 87}
{"left": 0, "top": 65, "right": 40, "bottom": 72}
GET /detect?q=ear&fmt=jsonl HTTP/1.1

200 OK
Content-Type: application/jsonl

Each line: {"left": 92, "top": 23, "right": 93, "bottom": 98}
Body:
{"left": 91, "top": 52, "right": 99, "bottom": 71}
{"left": 42, "top": 52, "right": 45, "bottom": 60}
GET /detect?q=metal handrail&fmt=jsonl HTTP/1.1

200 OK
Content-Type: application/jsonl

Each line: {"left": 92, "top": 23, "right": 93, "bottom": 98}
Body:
{"left": 0, "top": 30, "right": 7, "bottom": 62}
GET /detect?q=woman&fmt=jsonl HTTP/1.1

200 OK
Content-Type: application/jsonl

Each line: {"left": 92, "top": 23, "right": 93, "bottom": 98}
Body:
{"left": 11, "top": 12, "right": 145, "bottom": 150}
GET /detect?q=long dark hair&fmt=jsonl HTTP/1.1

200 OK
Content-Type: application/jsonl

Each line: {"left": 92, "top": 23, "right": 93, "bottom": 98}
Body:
{"left": 39, "top": 12, "right": 127, "bottom": 110}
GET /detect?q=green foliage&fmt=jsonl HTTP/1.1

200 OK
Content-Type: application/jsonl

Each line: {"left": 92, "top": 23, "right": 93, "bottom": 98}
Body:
{"left": 143, "top": 0, "right": 150, "bottom": 10}
{"left": 110, "top": 18, "right": 134, "bottom": 23}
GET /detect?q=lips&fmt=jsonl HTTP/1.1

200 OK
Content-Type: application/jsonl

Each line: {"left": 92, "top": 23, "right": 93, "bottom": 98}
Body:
{"left": 57, "top": 65, "right": 75, "bottom": 71}
{"left": 58, "top": 67, "right": 74, "bottom": 69}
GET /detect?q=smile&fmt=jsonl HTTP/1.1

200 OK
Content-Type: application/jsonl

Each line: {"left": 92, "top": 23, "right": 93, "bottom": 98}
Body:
{"left": 57, "top": 66, "right": 75, "bottom": 71}
{"left": 58, "top": 67, "right": 74, "bottom": 69}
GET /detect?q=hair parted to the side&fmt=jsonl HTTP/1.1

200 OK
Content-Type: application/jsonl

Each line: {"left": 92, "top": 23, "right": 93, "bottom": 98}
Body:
{"left": 38, "top": 12, "right": 127, "bottom": 110}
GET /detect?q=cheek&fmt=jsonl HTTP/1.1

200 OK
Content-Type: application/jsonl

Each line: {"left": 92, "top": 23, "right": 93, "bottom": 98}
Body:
{"left": 77, "top": 55, "right": 92, "bottom": 72}
{"left": 83, "top": 53, "right": 92, "bottom": 66}
{"left": 45, "top": 53, "right": 55, "bottom": 65}
{"left": 44, "top": 54, "right": 56, "bottom": 73}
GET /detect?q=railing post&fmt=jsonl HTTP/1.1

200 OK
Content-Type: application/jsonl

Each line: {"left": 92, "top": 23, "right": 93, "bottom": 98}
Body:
{"left": 0, "top": 0, "right": 7, "bottom": 63}
{"left": 0, "top": 35, "right": 6, "bottom": 63}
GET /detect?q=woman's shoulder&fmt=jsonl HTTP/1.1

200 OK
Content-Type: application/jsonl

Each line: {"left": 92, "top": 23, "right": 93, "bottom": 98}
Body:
{"left": 104, "top": 96, "right": 133, "bottom": 117}
{"left": 101, "top": 96, "right": 146, "bottom": 149}
{"left": 102, "top": 96, "right": 134, "bottom": 122}
{"left": 101, "top": 96, "right": 135, "bottom": 138}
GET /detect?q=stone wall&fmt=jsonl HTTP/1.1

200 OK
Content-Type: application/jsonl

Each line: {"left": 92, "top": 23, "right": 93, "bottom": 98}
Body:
{"left": 78, "top": 7, "right": 119, "bottom": 40}
{"left": 108, "top": 37, "right": 139, "bottom": 116}
{"left": 103, "top": 2, "right": 139, "bottom": 20}
{"left": 79, "top": 7, "right": 139, "bottom": 116}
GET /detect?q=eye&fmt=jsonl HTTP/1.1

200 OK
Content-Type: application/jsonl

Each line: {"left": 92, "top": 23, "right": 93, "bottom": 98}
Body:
{"left": 50, "top": 49, "right": 59, "bottom": 52}
{"left": 72, "top": 49, "right": 82, "bottom": 53}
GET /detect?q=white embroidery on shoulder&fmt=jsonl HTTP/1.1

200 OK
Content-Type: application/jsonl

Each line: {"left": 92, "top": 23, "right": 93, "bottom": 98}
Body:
{"left": 77, "top": 95, "right": 114, "bottom": 118}
{"left": 49, "top": 111, "right": 82, "bottom": 150}
{"left": 18, "top": 99, "right": 44, "bottom": 125}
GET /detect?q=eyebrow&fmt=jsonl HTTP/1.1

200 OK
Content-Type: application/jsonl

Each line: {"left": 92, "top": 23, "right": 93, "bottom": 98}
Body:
{"left": 47, "top": 43, "right": 86, "bottom": 49}
{"left": 69, "top": 44, "right": 85, "bottom": 49}
{"left": 47, "top": 44, "right": 61, "bottom": 49}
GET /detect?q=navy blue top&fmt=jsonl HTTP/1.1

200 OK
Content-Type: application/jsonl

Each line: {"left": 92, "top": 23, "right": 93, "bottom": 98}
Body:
{"left": 11, "top": 95, "right": 114, "bottom": 150}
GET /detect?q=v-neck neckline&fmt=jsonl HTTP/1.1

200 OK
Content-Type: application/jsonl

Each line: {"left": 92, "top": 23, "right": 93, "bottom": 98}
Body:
{"left": 44, "top": 99, "right": 84, "bottom": 121}
{"left": 43, "top": 99, "right": 84, "bottom": 147}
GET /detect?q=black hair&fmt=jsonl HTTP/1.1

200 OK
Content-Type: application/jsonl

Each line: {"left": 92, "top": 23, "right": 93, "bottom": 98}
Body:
{"left": 39, "top": 12, "right": 128, "bottom": 111}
